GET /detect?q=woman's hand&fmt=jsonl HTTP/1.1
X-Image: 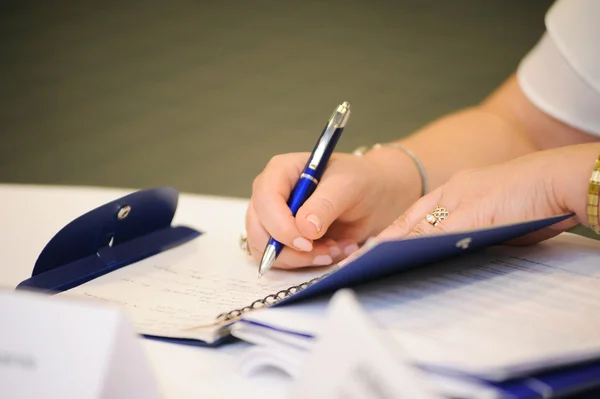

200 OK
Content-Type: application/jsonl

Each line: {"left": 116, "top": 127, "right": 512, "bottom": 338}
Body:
{"left": 245, "top": 148, "right": 422, "bottom": 269}
{"left": 376, "top": 144, "right": 600, "bottom": 244}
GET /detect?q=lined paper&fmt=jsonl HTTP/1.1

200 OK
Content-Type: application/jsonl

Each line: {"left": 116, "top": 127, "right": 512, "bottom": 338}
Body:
{"left": 58, "top": 235, "right": 325, "bottom": 343}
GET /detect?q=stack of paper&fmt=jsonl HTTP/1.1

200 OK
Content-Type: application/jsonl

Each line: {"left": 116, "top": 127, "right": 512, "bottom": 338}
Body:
{"left": 233, "top": 233, "right": 600, "bottom": 398}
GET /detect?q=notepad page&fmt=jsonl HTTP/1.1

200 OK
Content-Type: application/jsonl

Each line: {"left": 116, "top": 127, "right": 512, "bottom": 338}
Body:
{"left": 371, "top": 233, "right": 600, "bottom": 377}
{"left": 57, "top": 233, "right": 326, "bottom": 343}
{"left": 240, "top": 233, "right": 600, "bottom": 378}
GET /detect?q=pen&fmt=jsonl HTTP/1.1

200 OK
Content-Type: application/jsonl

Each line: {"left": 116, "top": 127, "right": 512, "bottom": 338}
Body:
{"left": 258, "top": 101, "right": 352, "bottom": 277}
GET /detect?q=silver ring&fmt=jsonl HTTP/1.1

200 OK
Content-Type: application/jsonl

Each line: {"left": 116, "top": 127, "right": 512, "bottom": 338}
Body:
{"left": 239, "top": 230, "right": 252, "bottom": 256}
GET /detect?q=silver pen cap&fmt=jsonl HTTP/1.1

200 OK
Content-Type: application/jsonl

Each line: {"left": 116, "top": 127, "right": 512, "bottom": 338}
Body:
{"left": 308, "top": 101, "right": 351, "bottom": 170}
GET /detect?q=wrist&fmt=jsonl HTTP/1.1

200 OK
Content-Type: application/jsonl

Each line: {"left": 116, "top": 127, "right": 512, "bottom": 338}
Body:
{"left": 356, "top": 143, "right": 424, "bottom": 215}
{"left": 550, "top": 144, "right": 600, "bottom": 232}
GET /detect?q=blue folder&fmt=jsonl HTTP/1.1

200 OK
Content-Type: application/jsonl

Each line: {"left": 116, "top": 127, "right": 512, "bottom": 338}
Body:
{"left": 423, "top": 359, "right": 600, "bottom": 399}
{"left": 276, "top": 213, "right": 574, "bottom": 307}
{"left": 492, "top": 358, "right": 600, "bottom": 399}
{"left": 16, "top": 186, "right": 201, "bottom": 294}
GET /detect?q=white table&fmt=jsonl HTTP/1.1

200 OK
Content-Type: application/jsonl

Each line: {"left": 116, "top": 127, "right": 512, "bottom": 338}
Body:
{"left": 0, "top": 184, "right": 290, "bottom": 399}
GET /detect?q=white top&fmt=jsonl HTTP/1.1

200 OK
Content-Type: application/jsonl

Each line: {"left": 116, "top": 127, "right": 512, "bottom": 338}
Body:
{"left": 517, "top": 0, "right": 600, "bottom": 136}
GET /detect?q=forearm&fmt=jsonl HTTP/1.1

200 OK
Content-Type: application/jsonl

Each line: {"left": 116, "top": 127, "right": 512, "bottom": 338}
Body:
{"left": 398, "top": 105, "right": 536, "bottom": 191}
{"left": 363, "top": 74, "right": 599, "bottom": 220}
{"left": 400, "top": 74, "right": 597, "bottom": 189}
{"left": 367, "top": 75, "right": 596, "bottom": 200}
{"left": 364, "top": 79, "right": 538, "bottom": 210}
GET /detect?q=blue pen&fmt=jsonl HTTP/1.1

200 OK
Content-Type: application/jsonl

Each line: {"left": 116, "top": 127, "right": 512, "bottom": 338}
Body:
{"left": 258, "top": 101, "right": 352, "bottom": 277}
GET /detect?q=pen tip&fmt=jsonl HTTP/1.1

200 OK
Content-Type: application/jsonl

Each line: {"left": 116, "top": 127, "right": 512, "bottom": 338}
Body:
{"left": 258, "top": 244, "right": 277, "bottom": 278}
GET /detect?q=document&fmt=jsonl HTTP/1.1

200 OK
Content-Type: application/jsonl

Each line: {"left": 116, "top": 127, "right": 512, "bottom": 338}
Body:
{"left": 288, "top": 290, "right": 440, "bottom": 399}
{"left": 235, "top": 233, "right": 600, "bottom": 378}
{"left": 58, "top": 234, "right": 325, "bottom": 343}
{"left": 373, "top": 234, "right": 600, "bottom": 377}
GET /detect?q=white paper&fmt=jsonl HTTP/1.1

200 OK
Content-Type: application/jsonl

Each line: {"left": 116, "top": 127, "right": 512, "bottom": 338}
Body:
{"left": 58, "top": 233, "right": 326, "bottom": 343}
{"left": 0, "top": 289, "right": 159, "bottom": 399}
{"left": 288, "top": 290, "right": 440, "bottom": 399}
{"left": 237, "top": 233, "right": 600, "bottom": 378}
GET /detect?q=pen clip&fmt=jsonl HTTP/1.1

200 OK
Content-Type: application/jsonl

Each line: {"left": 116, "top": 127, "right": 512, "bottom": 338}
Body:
{"left": 309, "top": 102, "right": 351, "bottom": 170}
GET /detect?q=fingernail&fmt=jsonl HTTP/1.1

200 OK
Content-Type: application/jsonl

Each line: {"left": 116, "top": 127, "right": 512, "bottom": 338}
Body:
{"left": 329, "top": 246, "right": 342, "bottom": 257}
{"left": 293, "top": 237, "right": 313, "bottom": 252}
{"left": 306, "top": 214, "right": 323, "bottom": 233}
{"left": 313, "top": 254, "right": 333, "bottom": 266}
{"left": 363, "top": 237, "right": 379, "bottom": 249}
{"left": 344, "top": 244, "right": 359, "bottom": 256}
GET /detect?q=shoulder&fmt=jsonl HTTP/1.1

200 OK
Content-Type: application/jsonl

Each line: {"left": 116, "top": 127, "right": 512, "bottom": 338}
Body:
{"left": 517, "top": 0, "right": 600, "bottom": 137}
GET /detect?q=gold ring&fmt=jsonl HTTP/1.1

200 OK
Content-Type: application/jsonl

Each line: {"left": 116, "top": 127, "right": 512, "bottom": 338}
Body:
{"left": 425, "top": 205, "right": 449, "bottom": 227}
{"left": 239, "top": 230, "right": 252, "bottom": 256}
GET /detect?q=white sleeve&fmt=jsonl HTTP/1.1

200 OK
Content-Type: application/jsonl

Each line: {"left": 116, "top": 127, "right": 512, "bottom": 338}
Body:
{"left": 517, "top": 0, "right": 600, "bottom": 136}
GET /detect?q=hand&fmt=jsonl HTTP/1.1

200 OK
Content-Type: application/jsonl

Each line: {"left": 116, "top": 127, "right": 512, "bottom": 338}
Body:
{"left": 245, "top": 149, "right": 421, "bottom": 269}
{"left": 376, "top": 147, "right": 586, "bottom": 244}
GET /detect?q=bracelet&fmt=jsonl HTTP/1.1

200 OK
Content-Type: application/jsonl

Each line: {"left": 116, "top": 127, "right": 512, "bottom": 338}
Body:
{"left": 586, "top": 155, "right": 600, "bottom": 234}
{"left": 353, "top": 142, "right": 428, "bottom": 197}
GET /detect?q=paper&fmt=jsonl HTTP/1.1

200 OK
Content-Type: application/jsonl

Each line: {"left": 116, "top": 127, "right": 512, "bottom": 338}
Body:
{"left": 288, "top": 290, "right": 440, "bottom": 399}
{"left": 0, "top": 289, "right": 159, "bottom": 399}
{"left": 237, "top": 233, "right": 600, "bottom": 378}
{"left": 58, "top": 234, "right": 325, "bottom": 343}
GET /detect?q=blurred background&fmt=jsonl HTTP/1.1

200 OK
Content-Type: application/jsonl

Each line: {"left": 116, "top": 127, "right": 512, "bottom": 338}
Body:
{"left": 1, "top": 0, "right": 551, "bottom": 199}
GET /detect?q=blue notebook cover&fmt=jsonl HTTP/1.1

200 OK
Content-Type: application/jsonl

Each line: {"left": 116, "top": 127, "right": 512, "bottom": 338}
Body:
{"left": 277, "top": 213, "right": 573, "bottom": 307}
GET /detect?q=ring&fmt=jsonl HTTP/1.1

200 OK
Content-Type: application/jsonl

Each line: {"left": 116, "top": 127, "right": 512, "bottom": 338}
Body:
{"left": 425, "top": 205, "right": 449, "bottom": 227}
{"left": 239, "top": 230, "right": 252, "bottom": 256}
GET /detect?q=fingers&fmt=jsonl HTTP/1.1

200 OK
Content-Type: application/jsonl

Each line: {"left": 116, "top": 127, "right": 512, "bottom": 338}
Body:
{"left": 376, "top": 187, "right": 477, "bottom": 241}
{"left": 248, "top": 152, "right": 366, "bottom": 268}
{"left": 251, "top": 153, "right": 316, "bottom": 252}
{"left": 404, "top": 208, "right": 473, "bottom": 240}
{"left": 376, "top": 188, "right": 443, "bottom": 241}
{"left": 295, "top": 172, "right": 363, "bottom": 240}
{"left": 251, "top": 153, "right": 363, "bottom": 249}
{"left": 245, "top": 200, "right": 351, "bottom": 269}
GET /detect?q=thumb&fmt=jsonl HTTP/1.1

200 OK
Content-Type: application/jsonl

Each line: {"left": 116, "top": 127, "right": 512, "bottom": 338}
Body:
{"left": 294, "top": 179, "right": 358, "bottom": 240}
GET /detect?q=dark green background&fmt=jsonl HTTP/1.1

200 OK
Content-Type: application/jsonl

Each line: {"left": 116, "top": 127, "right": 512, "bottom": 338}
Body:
{"left": 2, "top": 1, "right": 550, "bottom": 198}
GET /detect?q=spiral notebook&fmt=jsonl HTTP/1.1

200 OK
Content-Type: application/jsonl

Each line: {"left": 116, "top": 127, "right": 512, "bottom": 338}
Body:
{"left": 29, "top": 212, "right": 570, "bottom": 347}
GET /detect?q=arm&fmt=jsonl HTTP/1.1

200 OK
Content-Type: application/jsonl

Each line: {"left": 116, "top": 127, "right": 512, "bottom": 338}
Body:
{"left": 365, "top": 74, "right": 599, "bottom": 209}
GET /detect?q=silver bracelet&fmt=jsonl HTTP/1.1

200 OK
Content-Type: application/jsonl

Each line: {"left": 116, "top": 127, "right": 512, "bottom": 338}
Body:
{"left": 353, "top": 143, "right": 428, "bottom": 197}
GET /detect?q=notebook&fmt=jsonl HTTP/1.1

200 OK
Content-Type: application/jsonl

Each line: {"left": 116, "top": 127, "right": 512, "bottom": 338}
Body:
{"left": 233, "top": 233, "right": 600, "bottom": 397}
{"left": 16, "top": 187, "right": 577, "bottom": 347}
{"left": 286, "top": 289, "right": 443, "bottom": 399}
{"left": 239, "top": 288, "right": 600, "bottom": 399}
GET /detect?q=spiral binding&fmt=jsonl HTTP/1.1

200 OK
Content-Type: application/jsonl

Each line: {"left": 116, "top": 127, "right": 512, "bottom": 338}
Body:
{"left": 215, "top": 274, "right": 325, "bottom": 324}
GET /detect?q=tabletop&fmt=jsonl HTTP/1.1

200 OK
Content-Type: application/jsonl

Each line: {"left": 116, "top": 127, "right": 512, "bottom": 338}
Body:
{"left": 0, "top": 183, "right": 290, "bottom": 399}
